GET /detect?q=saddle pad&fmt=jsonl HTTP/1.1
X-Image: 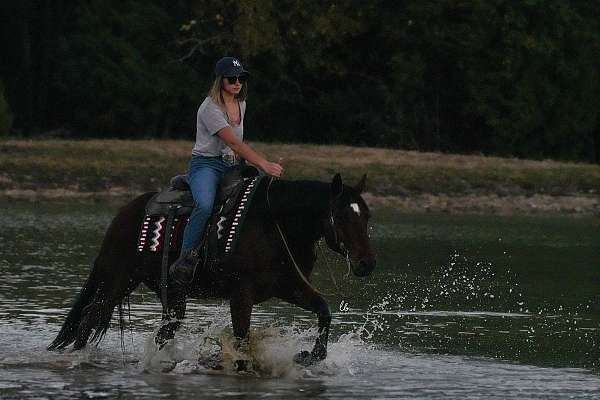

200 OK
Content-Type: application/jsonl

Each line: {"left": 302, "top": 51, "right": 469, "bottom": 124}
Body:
{"left": 136, "top": 175, "right": 265, "bottom": 258}
{"left": 137, "top": 215, "right": 188, "bottom": 253}
{"left": 212, "top": 174, "right": 264, "bottom": 255}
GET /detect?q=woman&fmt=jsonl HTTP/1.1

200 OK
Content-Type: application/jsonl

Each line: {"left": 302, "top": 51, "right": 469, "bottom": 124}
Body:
{"left": 169, "top": 56, "right": 283, "bottom": 287}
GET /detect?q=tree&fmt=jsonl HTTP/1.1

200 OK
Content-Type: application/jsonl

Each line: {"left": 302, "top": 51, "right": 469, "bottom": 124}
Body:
{"left": 0, "top": 80, "right": 13, "bottom": 136}
{"left": 1, "top": 0, "right": 599, "bottom": 162}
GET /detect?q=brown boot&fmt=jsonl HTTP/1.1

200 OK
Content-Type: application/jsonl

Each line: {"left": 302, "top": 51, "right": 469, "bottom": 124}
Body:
{"left": 169, "top": 247, "right": 201, "bottom": 288}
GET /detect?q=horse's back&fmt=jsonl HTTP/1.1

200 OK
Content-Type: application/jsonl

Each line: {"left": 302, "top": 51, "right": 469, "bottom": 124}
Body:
{"left": 96, "top": 192, "right": 156, "bottom": 263}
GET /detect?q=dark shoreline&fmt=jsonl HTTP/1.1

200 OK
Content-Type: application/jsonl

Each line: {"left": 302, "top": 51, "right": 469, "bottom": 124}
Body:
{"left": 1, "top": 139, "right": 599, "bottom": 217}
{"left": 2, "top": 188, "right": 598, "bottom": 217}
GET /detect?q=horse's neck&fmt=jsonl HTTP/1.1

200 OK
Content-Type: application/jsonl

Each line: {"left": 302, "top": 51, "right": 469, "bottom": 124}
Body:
{"left": 268, "top": 180, "right": 330, "bottom": 241}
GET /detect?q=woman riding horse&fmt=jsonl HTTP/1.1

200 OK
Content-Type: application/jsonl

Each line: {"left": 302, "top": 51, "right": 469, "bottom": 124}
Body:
{"left": 168, "top": 56, "right": 284, "bottom": 313}
{"left": 47, "top": 58, "right": 376, "bottom": 369}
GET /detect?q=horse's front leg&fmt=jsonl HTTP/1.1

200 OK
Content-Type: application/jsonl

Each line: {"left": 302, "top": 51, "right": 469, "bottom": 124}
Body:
{"left": 284, "top": 286, "right": 332, "bottom": 365}
{"left": 230, "top": 283, "right": 254, "bottom": 371}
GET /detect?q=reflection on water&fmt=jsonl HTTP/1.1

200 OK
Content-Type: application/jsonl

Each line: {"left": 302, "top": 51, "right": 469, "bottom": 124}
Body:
{"left": 0, "top": 199, "right": 599, "bottom": 399}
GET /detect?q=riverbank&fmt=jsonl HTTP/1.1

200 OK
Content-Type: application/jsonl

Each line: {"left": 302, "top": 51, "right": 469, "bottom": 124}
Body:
{"left": 1, "top": 139, "right": 599, "bottom": 216}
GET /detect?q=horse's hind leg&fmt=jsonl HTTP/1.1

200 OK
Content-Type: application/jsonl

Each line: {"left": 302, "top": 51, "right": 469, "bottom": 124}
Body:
{"left": 154, "top": 286, "right": 187, "bottom": 347}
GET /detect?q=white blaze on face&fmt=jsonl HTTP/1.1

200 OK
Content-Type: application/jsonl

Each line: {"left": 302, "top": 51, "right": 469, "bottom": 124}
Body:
{"left": 350, "top": 203, "right": 360, "bottom": 216}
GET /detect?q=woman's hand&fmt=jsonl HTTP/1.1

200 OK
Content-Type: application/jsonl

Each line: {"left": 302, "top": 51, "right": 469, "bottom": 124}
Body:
{"left": 216, "top": 128, "right": 284, "bottom": 177}
{"left": 260, "top": 160, "right": 284, "bottom": 177}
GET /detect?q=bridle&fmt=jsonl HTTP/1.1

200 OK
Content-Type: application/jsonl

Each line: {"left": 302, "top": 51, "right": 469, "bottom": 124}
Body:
{"left": 325, "top": 205, "right": 353, "bottom": 276}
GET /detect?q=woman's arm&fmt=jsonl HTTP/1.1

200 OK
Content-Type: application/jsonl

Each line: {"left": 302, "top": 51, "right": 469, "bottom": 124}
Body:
{"left": 217, "top": 127, "right": 283, "bottom": 177}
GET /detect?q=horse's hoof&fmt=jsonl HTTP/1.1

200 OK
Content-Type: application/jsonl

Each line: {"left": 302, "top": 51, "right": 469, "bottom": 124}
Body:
{"left": 294, "top": 347, "right": 327, "bottom": 366}
{"left": 199, "top": 354, "right": 224, "bottom": 370}
{"left": 293, "top": 350, "right": 315, "bottom": 366}
{"left": 154, "top": 335, "right": 172, "bottom": 351}
{"left": 311, "top": 344, "right": 327, "bottom": 361}
{"left": 160, "top": 360, "right": 177, "bottom": 373}
{"left": 234, "top": 359, "right": 249, "bottom": 372}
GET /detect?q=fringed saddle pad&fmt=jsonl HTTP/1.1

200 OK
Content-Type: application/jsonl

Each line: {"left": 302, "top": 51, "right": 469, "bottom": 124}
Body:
{"left": 210, "top": 174, "right": 264, "bottom": 255}
{"left": 136, "top": 172, "right": 264, "bottom": 259}
{"left": 137, "top": 214, "right": 188, "bottom": 253}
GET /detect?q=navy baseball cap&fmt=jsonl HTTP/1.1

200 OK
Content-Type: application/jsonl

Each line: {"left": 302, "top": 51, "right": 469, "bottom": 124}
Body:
{"left": 214, "top": 57, "right": 250, "bottom": 77}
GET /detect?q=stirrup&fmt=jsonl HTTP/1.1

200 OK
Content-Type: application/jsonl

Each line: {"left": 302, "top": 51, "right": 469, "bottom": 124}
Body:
{"left": 169, "top": 247, "right": 201, "bottom": 286}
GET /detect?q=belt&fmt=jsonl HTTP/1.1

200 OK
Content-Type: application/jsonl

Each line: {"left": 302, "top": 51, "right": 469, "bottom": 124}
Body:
{"left": 221, "top": 154, "right": 237, "bottom": 165}
{"left": 202, "top": 154, "right": 239, "bottom": 165}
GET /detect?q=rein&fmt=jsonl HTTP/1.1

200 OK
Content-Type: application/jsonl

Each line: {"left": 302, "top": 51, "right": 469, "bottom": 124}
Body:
{"left": 266, "top": 177, "right": 347, "bottom": 298}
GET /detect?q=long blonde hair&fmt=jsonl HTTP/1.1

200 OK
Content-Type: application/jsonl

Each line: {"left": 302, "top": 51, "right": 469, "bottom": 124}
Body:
{"left": 207, "top": 76, "right": 248, "bottom": 107}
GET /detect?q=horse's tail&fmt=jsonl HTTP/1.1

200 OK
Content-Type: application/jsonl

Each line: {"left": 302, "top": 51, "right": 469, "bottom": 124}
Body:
{"left": 48, "top": 192, "right": 155, "bottom": 351}
{"left": 47, "top": 258, "right": 103, "bottom": 350}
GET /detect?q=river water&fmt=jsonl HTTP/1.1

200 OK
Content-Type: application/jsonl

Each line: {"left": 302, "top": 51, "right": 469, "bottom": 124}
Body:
{"left": 0, "top": 200, "right": 599, "bottom": 399}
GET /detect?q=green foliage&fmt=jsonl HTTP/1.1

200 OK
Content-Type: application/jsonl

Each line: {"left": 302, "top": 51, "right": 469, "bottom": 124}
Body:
{"left": 0, "top": 81, "right": 13, "bottom": 136}
{"left": 1, "top": 0, "right": 599, "bottom": 162}
{"left": 51, "top": 0, "right": 200, "bottom": 137}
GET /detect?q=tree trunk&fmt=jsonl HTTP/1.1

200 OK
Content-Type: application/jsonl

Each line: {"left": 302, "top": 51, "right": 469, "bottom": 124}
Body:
{"left": 36, "top": 0, "right": 54, "bottom": 131}
{"left": 17, "top": 1, "right": 34, "bottom": 133}
{"left": 594, "top": 123, "right": 600, "bottom": 164}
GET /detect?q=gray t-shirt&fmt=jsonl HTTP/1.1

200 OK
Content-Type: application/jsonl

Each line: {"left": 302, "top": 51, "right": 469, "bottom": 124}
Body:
{"left": 192, "top": 96, "right": 246, "bottom": 157}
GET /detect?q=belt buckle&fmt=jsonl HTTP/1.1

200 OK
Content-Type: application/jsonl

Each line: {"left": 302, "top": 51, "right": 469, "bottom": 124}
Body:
{"left": 222, "top": 154, "right": 236, "bottom": 165}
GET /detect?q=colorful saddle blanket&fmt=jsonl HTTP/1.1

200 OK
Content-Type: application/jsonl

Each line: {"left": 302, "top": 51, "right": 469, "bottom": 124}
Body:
{"left": 136, "top": 165, "right": 265, "bottom": 260}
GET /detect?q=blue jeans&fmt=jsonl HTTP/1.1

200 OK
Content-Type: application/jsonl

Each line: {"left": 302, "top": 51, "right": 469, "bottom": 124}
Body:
{"left": 180, "top": 156, "right": 231, "bottom": 253}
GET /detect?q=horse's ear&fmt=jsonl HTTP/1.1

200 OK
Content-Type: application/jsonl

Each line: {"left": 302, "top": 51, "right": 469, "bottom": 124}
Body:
{"left": 355, "top": 174, "right": 367, "bottom": 194}
{"left": 331, "top": 173, "right": 343, "bottom": 199}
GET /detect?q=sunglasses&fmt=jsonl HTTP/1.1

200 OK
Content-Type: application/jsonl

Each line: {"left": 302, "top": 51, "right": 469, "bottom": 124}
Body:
{"left": 225, "top": 75, "right": 247, "bottom": 84}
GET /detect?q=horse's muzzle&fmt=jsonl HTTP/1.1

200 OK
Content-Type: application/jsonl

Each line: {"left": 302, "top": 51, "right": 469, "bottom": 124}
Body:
{"left": 353, "top": 256, "right": 376, "bottom": 277}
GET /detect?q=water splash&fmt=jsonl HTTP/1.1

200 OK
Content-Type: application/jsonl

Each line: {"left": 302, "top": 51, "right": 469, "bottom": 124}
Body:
{"left": 330, "top": 251, "right": 599, "bottom": 370}
{"left": 143, "top": 318, "right": 371, "bottom": 378}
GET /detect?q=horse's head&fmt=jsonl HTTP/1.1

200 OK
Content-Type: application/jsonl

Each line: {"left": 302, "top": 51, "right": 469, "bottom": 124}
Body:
{"left": 324, "top": 174, "right": 376, "bottom": 277}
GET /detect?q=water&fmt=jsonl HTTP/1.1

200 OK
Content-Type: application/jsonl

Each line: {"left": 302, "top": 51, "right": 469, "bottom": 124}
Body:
{"left": 1, "top": 199, "right": 599, "bottom": 399}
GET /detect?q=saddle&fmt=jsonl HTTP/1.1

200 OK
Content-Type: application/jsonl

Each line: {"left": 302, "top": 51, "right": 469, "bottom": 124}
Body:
{"left": 137, "top": 165, "right": 264, "bottom": 260}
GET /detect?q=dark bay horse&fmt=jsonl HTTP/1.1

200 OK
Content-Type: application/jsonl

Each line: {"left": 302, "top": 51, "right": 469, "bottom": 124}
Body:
{"left": 48, "top": 174, "right": 376, "bottom": 366}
